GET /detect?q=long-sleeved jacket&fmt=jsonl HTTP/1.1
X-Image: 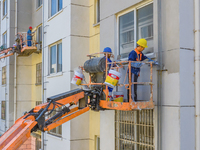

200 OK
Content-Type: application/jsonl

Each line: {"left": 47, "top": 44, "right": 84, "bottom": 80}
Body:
{"left": 27, "top": 29, "right": 32, "bottom": 40}
{"left": 128, "top": 48, "right": 147, "bottom": 76}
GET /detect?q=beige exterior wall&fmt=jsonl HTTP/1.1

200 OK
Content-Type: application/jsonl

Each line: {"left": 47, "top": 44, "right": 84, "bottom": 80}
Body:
{"left": 89, "top": 0, "right": 100, "bottom": 54}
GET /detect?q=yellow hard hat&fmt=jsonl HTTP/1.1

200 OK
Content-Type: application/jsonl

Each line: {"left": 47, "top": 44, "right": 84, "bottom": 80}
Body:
{"left": 137, "top": 38, "right": 148, "bottom": 48}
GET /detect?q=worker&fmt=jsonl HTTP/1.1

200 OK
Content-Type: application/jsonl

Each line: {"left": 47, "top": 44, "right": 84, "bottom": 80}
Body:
{"left": 103, "top": 47, "right": 115, "bottom": 100}
{"left": 27, "top": 26, "right": 34, "bottom": 46}
{"left": 128, "top": 38, "right": 158, "bottom": 101}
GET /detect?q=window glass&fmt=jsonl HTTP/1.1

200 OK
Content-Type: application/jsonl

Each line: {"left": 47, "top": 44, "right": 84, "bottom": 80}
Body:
{"left": 96, "top": 0, "right": 100, "bottom": 23}
{"left": 37, "top": 26, "right": 42, "bottom": 43}
{"left": 3, "top": 33, "right": 7, "bottom": 49}
{"left": 137, "top": 4, "right": 153, "bottom": 54}
{"left": 50, "top": 45, "right": 56, "bottom": 73}
{"left": 119, "top": 11, "right": 134, "bottom": 58}
{"left": 3, "top": 0, "right": 7, "bottom": 16}
{"left": 37, "top": 0, "right": 42, "bottom": 8}
{"left": 58, "top": 0, "right": 63, "bottom": 11}
{"left": 119, "top": 3, "right": 153, "bottom": 58}
{"left": 115, "top": 110, "right": 154, "bottom": 150}
{"left": 48, "top": 108, "right": 62, "bottom": 136}
{"left": 36, "top": 63, "right": 42, "bottom": 85}
{"left": 51, "top": 0, "right": 57, "bottom": 16}
{"left": 1, "top": 101, "right": 5, "bottom": 120}
{"left": 57, "top": 43, "right": 62, "bottom": 72}
{"left": 2, "top": 66, "right": 6, "bottom": 85}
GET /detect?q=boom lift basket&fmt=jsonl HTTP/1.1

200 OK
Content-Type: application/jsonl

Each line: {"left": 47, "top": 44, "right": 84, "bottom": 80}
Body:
{"left": 81, "top": 52, "right": 154, "bottom": 111}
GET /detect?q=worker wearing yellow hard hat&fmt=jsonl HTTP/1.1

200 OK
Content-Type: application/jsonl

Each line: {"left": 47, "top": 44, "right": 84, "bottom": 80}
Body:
{"left": 128, "top": 38, "right": 158, "bottom": 101}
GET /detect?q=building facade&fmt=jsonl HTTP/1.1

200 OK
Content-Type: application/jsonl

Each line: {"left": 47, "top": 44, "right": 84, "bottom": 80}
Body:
{"left": 0, "top": 0, "right": 199, "bottom": 150}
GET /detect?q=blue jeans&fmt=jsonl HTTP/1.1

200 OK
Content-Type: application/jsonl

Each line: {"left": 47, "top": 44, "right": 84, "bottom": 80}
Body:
{"left": 27, "top": 41, "right": 32, "bottom": 46}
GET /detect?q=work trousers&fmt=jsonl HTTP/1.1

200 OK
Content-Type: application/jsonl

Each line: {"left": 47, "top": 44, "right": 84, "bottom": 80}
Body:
{"left": 127, "top": 73, "right": 139, "bottom": 101}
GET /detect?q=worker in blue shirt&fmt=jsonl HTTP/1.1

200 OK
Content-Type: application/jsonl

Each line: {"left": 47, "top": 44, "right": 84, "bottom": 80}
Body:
{"left": 103, "top": 47, "right": 115, "bottom": 100}
{"left": 27, "top": 26, "right": 33, "bottom": 46}
{"left": 128, "top": 38, "right": 158, "bottom": 101}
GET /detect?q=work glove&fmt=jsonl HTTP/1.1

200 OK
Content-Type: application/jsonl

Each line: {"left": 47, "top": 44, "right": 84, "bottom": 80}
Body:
{"left": 147, "top": 58, "right": 159, "bottom": 66}
{"left": 131, "top": 62, "right": 145, "bottom": 68}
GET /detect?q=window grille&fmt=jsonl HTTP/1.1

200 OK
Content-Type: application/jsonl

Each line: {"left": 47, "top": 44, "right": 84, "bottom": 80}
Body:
{"left": 2, "top": 66, "right": 6, "bottom": 85}
{"left": 36, "top": 63, "right": 42, "bottom": 85}
{"left": 115, "top": 110, "right": 154, "bottom": 150}
{"left": 1, "top": 101, "right": 6, "bottom": 120}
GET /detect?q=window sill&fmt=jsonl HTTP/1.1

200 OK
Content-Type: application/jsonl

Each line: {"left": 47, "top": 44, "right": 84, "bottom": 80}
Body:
{"left": 2, "top": 14, "right": 7, "bottom": 20}
{"left": 1, "top": 84, "right": 6, "bottom": 87}
{"left": 47, "top": 132, "right": 62, "bottom": 139}
{"left": 35, "top": 83, "right": 42, "bottom": 86}
{"left": 47, "top": 72, "right": 63, "bottom": 78}
{"left": 36, "top": 5, "right": 43, "bottom": 12}
{"left": 119, "top": 52, "right": 156, "bottom": 61}
{"left": 93, "top": 22, "right": 100, "bottom": 27}
{"left": 48, "top": 9, "right": 63, "bottom": 22}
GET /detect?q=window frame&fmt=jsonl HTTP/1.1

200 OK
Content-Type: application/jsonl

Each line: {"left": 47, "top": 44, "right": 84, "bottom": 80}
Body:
{"left": 115, "top": 110, "right": 155, "bottom": 150}
{"left": 3, "top": 0, "right": 7, "bottom": 17}
{"left": 117, "top": 1, "right": 154, "bottom": 59}
{"left": 49, "top": 0, "right": 63, "bottom": 17}
{"left": 2, "top": 66, "right": 6, "bottom": 85}
{"left": 48, "top": 107, "right": 62, "bottom": 137}
{"left": 94, "top": 0, "right": 100, "bottom": 24}
{"left": 49, "top": 41, "right": 62, "bottom": 75}
{"left": 36, "top": 62, "right": 42, "bottom": 85}
{"left": 1, "top": 101, "right": 6, "bottom": 120}
{"left": 37, "top": 0, "right": 43, "bottom": 8}
{"left": 3, "top": 32, "right": 7, "bottom": 49}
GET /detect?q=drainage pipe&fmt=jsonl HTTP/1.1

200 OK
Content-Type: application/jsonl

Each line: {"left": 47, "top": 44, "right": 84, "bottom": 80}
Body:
{"left": 194, "top": 0, "right": 200, "bottom": 149}
{"left": 157, "top": 0, "right": 163, "bottom": 149}
{"left": 14, "top": 0, "right": 17, "bottom": 122}
{"left": 42, "top": 1, "right": 45, "bottom": 150}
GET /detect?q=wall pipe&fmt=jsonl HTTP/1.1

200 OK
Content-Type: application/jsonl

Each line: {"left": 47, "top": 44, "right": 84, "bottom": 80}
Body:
{"left": 14, "top": 0, "right": 17, "bottom": 123}
{"left": 41, "top": 0, "right": 45, "bottom": 149}
{"left": 157, "top": 0, "right": 163, "bottom": 149}
{"left": 194, "top": 0, "right": 200, "bottom": 149}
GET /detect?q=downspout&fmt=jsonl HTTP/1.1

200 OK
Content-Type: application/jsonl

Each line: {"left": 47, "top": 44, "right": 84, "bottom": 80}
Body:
{"left": 194, "top": 0, "right": 200, "bottom": 149}
{"left": 157, "top": 0, "right": 163, "bottom": 149}
{"left": 14, "top": 0, "right": 17, "bottom": 122}
{"left": 42, "top": 1, "right": 45, "bottom": 150}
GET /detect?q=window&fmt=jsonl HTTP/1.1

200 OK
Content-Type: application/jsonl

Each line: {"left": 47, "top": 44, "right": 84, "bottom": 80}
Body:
{"left": 2, "top": 66, "right": 6, "bottom": 85}
{"left": 3, "top": 0, "right": 7, "bottom": 16}
{"left": 37, "top": 26, "right": 42, "bottom": 44}
{"left": 49, "top": 42, "right": 62, "bottom": 74}
{"left": 115, "top": 110, "right": 154, "bottom": 150}
{"left": 95, "top": 136, "right": 100, "bottom": 150}
{"left": 36, "top": 101, "right": 42, "bottom": 106}
{"left": 1, "top": 101, "right": 5, "bottom": 120}
{"left": 37, "top": 0, "right": 43, "bottom": 8}
{"left": 51, "top": 0, "right": 63, "bottom": 16}
{"left": 119, "top": 3, "right": 153, "bottom": 58}
{"left": 48, "top": 108, "right": 62, "bottom": 136}
{"left": 95, "top": 0, "right": 100, "bottom": 23}
{"left": 36, "top": 63, "right": 42, "bottom": 85}
{"left": 3, "top": 32, "right": 7, "bottom": 49}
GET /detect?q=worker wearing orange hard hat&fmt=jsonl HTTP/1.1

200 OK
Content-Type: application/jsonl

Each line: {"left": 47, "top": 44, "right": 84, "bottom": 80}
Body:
{"left": 128, "top": 38, "right": 158, "bottom": 101}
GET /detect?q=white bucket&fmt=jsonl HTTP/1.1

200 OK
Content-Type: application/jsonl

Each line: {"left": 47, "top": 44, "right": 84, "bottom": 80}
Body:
{"left": 71, "top": 71, "right": 84, "bottom": 86}
{"left": 113, "top": 91, "right": 124, "bottom": 102}
{"left": 108, "top": 92, "right": 113, "bottom": 101}
{"left": 104, "top": 70, "right": 121, "bottom": 88}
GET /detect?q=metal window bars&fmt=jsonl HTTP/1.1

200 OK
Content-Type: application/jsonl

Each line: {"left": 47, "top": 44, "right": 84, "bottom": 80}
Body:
{"left": 115, "top": 110, "right": 154, "bottom": 150}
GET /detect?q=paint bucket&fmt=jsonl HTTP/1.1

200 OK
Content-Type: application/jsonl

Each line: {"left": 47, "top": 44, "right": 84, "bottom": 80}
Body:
{"left": 104, "top": 70, "right": 121, "bottom": 88}
{"left": 113, "top": 91, "right": 124, "bottom": 102}
{"left": 71, "top": 71, "right": 84, "bottom": 86}
{"left": 108, "top": 92, "right": 113, "bottom": 101}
